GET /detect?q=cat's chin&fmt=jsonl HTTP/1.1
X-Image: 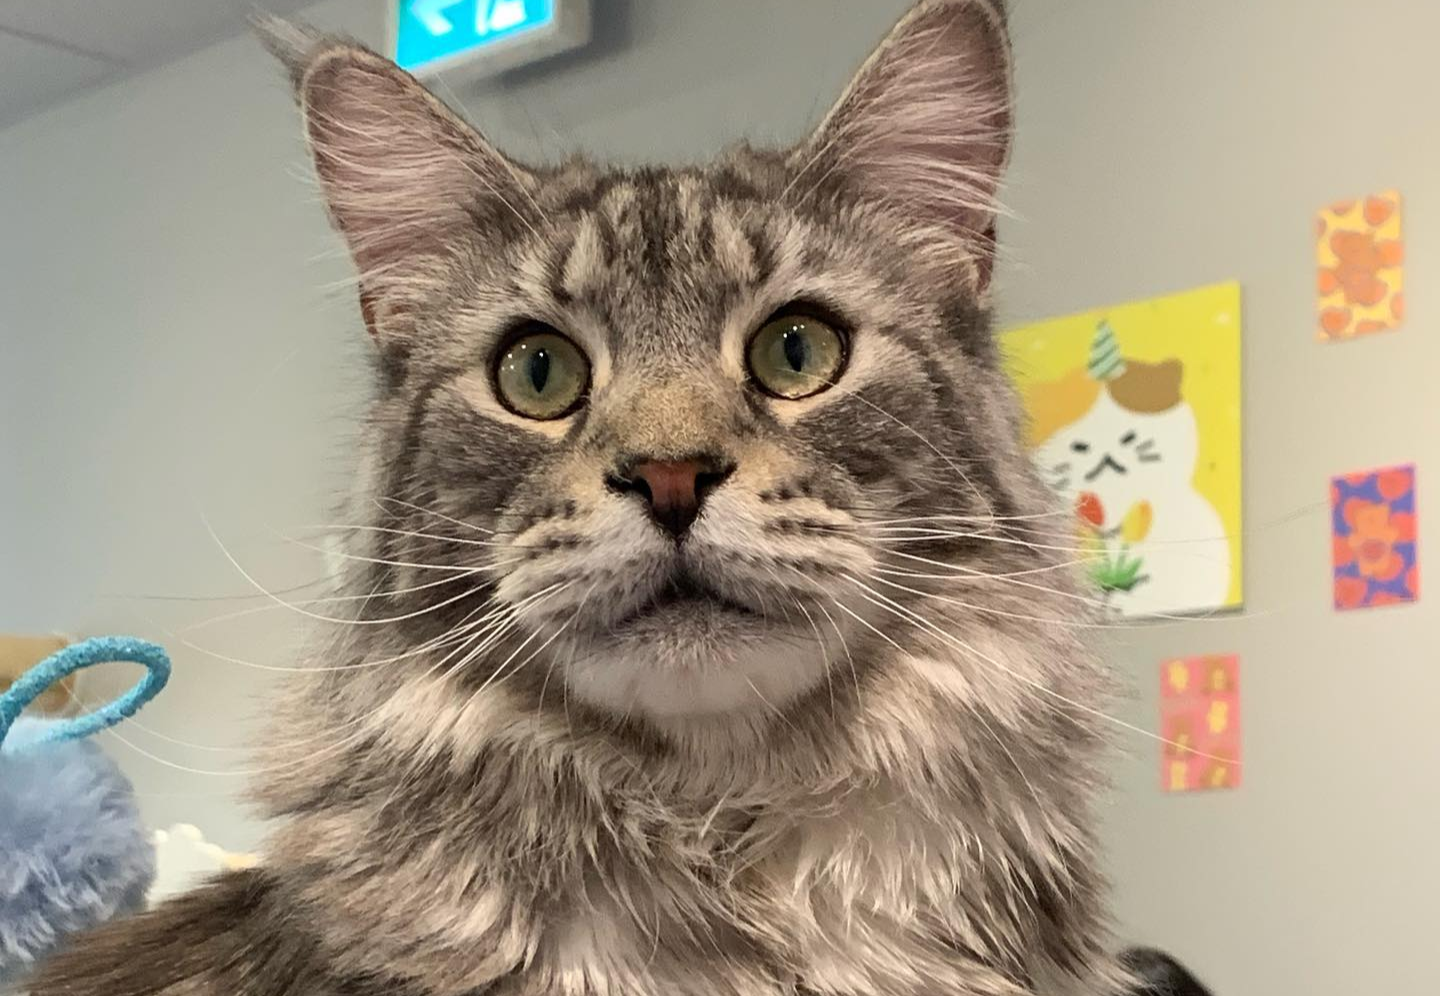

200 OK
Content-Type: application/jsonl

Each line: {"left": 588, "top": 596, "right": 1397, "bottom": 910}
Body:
{"left": 556, "top": 607, "right": 834, "bottom": 720}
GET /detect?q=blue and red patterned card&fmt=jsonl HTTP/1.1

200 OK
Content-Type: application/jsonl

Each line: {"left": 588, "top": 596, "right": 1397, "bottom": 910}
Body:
{"left": 1331, "top": 464, "right": 1419, "bottom": 610}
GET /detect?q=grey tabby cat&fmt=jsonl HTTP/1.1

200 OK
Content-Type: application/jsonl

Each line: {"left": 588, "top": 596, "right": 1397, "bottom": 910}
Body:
{"left": 32, "top": 2, "right": 1126, "bottom": 994}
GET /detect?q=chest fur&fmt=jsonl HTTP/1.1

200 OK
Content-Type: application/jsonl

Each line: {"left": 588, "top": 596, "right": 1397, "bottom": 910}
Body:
{"left": 491, "top": 786, "right": 1057, "bottom": 996}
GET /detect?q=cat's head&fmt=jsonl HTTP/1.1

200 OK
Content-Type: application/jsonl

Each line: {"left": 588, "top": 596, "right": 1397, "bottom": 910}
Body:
{"left": 267, "top": 1, "right": 1060, "bottom": 722}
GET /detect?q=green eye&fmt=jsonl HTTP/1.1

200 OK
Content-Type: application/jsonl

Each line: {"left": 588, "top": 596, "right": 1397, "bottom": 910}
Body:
{"left": 746, "top": 312, "right": 847, "bottom": 400}
{"left": 494, "top": 328, "right": 590, "bottom": 420}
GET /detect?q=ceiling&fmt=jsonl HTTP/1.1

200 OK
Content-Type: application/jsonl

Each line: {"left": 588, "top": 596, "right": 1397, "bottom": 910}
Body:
{"left": 0, "top": 0, "right": 315, "bottom": 128}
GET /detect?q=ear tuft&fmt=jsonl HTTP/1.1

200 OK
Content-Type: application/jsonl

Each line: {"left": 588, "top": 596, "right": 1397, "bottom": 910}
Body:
{"left": 794, "top": 0, "right": 1013, "bottom": 292}
{"left": 251, "top": 12, "right": 336, "bottom": 88}
{"left": 255, "top": 15, "right": 537, "bottom": 340}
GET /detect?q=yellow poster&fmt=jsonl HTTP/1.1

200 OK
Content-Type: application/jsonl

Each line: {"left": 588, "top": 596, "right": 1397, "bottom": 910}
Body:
{"left": 1003, "top": 282, "right": 1243, "bottom": 618}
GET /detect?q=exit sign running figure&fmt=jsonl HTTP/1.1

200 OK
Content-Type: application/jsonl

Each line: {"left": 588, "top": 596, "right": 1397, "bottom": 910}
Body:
{"left": 392, "top": 0, "right": 590, "bottom": 79}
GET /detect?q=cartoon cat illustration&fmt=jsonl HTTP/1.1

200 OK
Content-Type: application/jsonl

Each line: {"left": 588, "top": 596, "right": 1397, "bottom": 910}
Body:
{"left": 1029, "top": 321, "right": 1231, "bottom": 617}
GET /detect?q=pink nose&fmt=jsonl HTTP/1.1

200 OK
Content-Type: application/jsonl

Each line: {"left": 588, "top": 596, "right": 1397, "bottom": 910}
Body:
{"left": 610, "top": 457, "right": 734, "bottom": 539}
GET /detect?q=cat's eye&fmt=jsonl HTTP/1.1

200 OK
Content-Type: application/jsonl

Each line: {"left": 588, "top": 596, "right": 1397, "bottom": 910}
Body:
{"left": 746, "top": 312, "right": 847, "bottom": 400}
{"left": 494, "top": 327, "right": 590, "bottom": 420}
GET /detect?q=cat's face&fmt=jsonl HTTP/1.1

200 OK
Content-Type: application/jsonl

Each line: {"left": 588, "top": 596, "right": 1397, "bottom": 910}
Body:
{"left": 416, "top": 165, "right": 1012, "bottom": 718}
{"left": 270, "top": 1, "right": 1047, "bottom": 721}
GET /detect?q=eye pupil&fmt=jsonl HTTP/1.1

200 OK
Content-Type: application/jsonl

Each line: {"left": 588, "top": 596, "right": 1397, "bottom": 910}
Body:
{"left": 494, "top": 328, "right": 589, "bottom": 421}
{"left": 529, "top": 349, "right": 551, "bottom": 392}
{"left": 746, "top": 311, "right": 846, "bottom": 401}
{"left": 782, "top": 328, "right": 808, "bottom": 373}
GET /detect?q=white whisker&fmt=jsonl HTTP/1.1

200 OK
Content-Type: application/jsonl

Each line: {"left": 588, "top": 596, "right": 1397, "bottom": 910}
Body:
{"left": 94, "top": 591, "right": 544, "bottom": 776}
{"left": 301, "top": 523, "right": 505, "bottom": 548}
{"left": 838, "top": 574, "right": 1242, "bottom": 766}
{"left": 171, "top": 567, "right": 495, "bottom": 635}
{"left": 375, "top": 496, "right": 496, "bottom": 535}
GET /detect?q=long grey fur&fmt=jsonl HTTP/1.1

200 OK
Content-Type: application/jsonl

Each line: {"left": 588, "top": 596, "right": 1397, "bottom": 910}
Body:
{"left": 31, "top": 3, "right": 1128, "bottom": 994}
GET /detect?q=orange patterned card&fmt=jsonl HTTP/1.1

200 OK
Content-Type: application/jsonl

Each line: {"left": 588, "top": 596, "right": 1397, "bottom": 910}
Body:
{"left": 1160, "top": 654, "right": 1241, "bottom": 793}
{"left": 1317, "top": 190, "right": 1404, "bottom": 341}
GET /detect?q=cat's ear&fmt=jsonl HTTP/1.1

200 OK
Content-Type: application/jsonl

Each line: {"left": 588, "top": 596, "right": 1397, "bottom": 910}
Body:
{"left": 793, "top": 0, "right": 1012, "bottom": 292}
{"left": 256, "top": 16, "right": 538, "bottom": 339}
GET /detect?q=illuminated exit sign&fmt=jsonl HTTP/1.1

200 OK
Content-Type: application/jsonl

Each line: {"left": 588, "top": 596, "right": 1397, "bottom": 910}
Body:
{"left": 392, "top": 0, "right": 590, "bottom": 79}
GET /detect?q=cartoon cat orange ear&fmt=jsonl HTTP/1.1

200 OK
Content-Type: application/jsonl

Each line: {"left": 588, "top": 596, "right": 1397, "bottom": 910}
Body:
{"left": 1022, "top": 368, "right": 1100, "bottom": 448}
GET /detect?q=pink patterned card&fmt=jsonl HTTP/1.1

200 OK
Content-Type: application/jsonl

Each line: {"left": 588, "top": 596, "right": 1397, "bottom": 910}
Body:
{"left": 1160, "top": 654, "right": 1241, "bottom": 792}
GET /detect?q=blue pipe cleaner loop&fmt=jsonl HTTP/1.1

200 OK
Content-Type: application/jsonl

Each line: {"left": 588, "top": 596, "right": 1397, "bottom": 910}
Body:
{"left": 0, "top": 636, "right": 171, "bottom": 755}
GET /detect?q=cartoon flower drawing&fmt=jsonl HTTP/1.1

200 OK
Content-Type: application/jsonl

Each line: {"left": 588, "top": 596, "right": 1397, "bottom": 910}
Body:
{"left": 1120, "top": 500, "right": 1153, "bottom": 544}
{"left": 1075, "top": 493, "right": 1153, "bottom": 597}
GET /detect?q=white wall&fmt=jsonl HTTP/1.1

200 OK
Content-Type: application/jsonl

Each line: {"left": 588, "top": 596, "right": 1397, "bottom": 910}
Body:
{"left": 0, "top": 0, "right": 374, "bottom": 850}
{"left": 1004, "top": 3, "right": 1440, "bottom": 994}
{"left": 2, "top": 1, "right": 1434, "bottom": 993}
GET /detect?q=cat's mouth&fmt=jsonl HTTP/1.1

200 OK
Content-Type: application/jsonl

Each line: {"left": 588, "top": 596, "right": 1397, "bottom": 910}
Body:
{"left": 611, "top": 568, "right": 760, "bottom": 630}
{"left": 643, "top": 572, "right": 757, "bottom": 617}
